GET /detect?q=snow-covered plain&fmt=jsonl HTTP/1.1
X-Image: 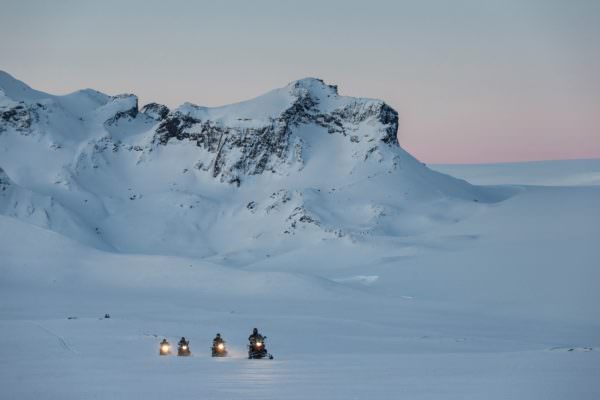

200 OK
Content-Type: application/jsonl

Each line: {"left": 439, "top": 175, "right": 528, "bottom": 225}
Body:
{"left": 433, "top": 159, "right": 600, "bottom": 187}
{"left": 1, "top": 71, "right": 599, "bottom": 399}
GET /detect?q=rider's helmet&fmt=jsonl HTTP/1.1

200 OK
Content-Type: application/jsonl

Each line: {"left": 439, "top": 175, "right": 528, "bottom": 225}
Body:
{"left": 216, "top": 333, "right": 221, "bottom": 337}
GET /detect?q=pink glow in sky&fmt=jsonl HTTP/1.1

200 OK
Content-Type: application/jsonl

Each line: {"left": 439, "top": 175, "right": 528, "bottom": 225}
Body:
{"left": 1, "top": 0, "right": 598, "bottom": 163}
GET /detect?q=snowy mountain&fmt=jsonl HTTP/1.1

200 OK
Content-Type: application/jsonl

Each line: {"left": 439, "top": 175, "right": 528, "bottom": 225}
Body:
{"left": 0, "top": 71, "right": 501, "bottom": 258}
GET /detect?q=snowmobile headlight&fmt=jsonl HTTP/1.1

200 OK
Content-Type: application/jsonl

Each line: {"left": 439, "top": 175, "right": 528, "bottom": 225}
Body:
{"left": 218, "top": 343, "right": 225, "bottom": 350}
{"left": 161, "top": 345, "right": 169, "bottom": 352}
{"left": 256, "top": 342, "right": 262, "bottom": 347}
{"left": 182, "top": 345, "right": 188, "bottom": 350}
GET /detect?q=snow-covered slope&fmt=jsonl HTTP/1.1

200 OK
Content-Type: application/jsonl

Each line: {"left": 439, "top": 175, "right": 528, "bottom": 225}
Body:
{"left": 1, "top": 163, "right": 599, "bottom": 400}
{"left": 0, "top": 71, "right": 503, "bottom": 258}
{"left": 0, "top": 167, "right": 104, "bottom": 248}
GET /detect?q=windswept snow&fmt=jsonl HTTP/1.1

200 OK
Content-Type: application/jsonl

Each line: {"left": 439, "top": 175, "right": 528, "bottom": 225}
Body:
{"left": 1, "top": 71, "right": 599, "bottom": 399}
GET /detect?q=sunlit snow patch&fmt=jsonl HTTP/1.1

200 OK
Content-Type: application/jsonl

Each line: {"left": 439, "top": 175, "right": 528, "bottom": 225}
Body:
{"left": 333, "top": 275, "right": 379, "bottom": 286}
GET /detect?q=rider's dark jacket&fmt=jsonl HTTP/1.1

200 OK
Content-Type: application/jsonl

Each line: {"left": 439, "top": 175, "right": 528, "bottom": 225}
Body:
{"left": 248, "top": 333, "right": 264, "bottom": 344}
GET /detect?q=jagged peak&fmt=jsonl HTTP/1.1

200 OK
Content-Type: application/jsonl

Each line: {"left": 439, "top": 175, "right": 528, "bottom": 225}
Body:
{"left": 141, "top": 102, "right": 170, "bottom": 121}
{"left": 169, "top": 78, "right": 392, "bottom": 131}
{"left": 100, "top": 93, "right": 139, "bottom": 124}
{"left": 286, "top": 77, "right": 339, "bottom": 97}
{"left": 109, "top": 93, "right": 138, "bottom": 108}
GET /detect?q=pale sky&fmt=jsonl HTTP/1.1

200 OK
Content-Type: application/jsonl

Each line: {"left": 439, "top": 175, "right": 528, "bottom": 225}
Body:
{"left": 1, "top": 0, "right": 599, "bottom": 163}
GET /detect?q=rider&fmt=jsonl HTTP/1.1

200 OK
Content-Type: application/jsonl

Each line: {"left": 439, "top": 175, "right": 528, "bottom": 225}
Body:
{"left": 159, "top": 338, "right": 170, "bottom": 354}
{"left": 248, "top": 328, "right": 264, "bottom": 345}
{"left": 213, "top": 333, "right": 224, "bottom": 346}
{"left": 178, "top": 336, "right": 188, "bottom": 347}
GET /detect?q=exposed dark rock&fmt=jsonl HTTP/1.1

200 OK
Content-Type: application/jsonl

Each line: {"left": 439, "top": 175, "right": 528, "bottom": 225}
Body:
{"left": 104, "top": 95, "right": 138, "bottom": 126}
{"left": 141, "top": 103, "right": 170, "bottom": 121}
{"left": 0, "top": 103, "right": 39, "bottom": 134}
{"left": 286, "top": 206, "right": 320, "bottom": 232}
{"left": 246, "top": 201, "right": 257, "bottom": 212}
{"left": 0, "top": 167, "right": 11, "bottom": 192}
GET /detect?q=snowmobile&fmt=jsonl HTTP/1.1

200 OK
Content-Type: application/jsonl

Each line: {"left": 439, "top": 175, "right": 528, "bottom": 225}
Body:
{"left": 177, "top": 340, "right": 191, "bottom": 356}
{"left": 159, "top": 339, "right": 171, "bottom": 356}
{"left": 211, "top": 340, "right": 228, "bottom": 357}
{"left": 248, "top": 336, "right": 273, "bottom": 359}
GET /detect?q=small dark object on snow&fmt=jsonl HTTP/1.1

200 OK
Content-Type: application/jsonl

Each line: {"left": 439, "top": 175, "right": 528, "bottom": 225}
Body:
{"left": 104, "top": 313, "right": 110, "bottom": 319}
